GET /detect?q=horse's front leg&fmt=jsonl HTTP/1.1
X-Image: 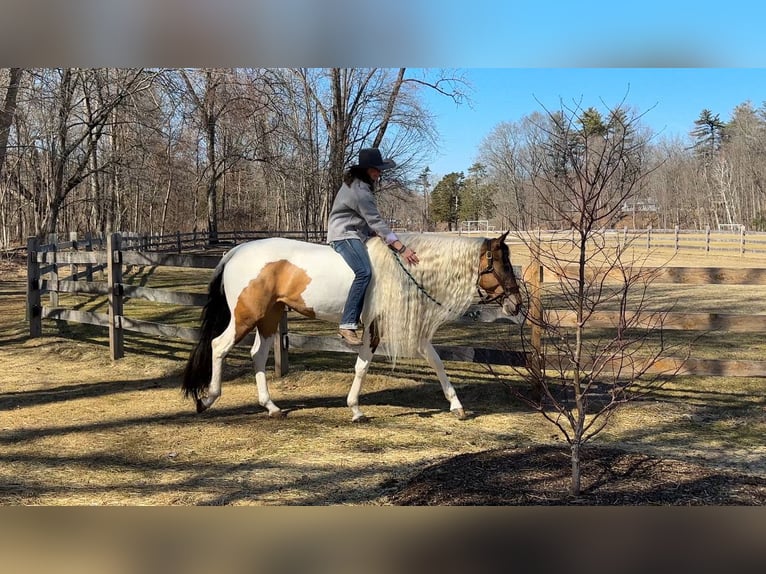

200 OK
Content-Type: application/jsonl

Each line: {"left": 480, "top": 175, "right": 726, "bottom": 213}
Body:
{"left": 346, "top": 329, "right": 375, "bottom": 423}
{"left": 419, "top": 340, "right": 467, "bottom": 420}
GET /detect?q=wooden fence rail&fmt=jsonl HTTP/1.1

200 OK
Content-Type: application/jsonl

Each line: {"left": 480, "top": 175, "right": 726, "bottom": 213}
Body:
{"left": 508, "top": 225, "right": 766, "bottom": 256}
{"left": 13, "top": 226, "right": 766, "bottom": 260}
{"left": 24, "top": 231, "right": 766, "bottom": 379}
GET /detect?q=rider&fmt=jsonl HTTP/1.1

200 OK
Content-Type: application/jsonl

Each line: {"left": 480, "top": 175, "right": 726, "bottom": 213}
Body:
{"left": 327, "top": 148, "right": 419, "bottom": 346}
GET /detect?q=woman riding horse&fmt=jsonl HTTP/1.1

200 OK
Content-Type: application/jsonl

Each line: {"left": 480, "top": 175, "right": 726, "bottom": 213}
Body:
{"left": 326, "top": 148, "right": 419, "bottom": 346}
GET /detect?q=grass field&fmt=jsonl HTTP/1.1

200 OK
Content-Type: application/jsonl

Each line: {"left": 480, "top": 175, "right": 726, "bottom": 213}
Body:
{"left": 1, "top": 244, "right": 765, "bottom": 505}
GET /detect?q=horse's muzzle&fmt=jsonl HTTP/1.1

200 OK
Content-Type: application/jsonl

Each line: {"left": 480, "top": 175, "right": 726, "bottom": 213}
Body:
{"left": 501, "top": 294, "right": 523, "bottom": 317}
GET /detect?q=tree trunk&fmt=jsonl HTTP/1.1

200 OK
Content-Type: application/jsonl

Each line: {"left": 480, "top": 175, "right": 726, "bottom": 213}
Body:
{"left": 0, "top": 68, "right": 23, "bottom": 183}
{"left": 205, "top": 85, "right": 218, "bottom": 243}
{"left": 160, "top": 174, "right": 173, "bottom": 236}
{"left": 372, "top": 68, "right": 404, "bottom": 148}
{"left": 571, "top": 440, "right": 582, "bottom": 496}
{"left": 326, "top": 68, "right": 347, "bottom": 227}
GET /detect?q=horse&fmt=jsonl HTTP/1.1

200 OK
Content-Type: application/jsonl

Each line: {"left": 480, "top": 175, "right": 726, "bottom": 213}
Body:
{"left": 181, "top": 231, "right": 522, "bottom": 422}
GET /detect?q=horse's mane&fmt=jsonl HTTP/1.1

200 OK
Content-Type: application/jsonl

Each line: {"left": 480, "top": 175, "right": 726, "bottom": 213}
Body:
{"left": 364, "top": 233, "right": 484, "bottom": 361}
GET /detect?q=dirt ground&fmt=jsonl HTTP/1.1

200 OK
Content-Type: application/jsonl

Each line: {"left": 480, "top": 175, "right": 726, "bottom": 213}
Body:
{"left": 2, "top": 256, "right": 766, "bottom": 505}
{"left": 387, "top": 444, "right": 766, "bottom": 505}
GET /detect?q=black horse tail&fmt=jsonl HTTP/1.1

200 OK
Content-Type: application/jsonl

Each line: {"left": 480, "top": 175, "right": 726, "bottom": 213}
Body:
{"left": 182, "top": 267, "right": 231, "bottom": 403}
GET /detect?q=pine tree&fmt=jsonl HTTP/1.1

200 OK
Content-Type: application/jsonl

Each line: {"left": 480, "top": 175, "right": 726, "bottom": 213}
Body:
{"left": 430, "top": 172, "right": 464, "bottom": 230}
{"left": 690, "top": 109, "right": 725, "bottom": 160}
{"left": 578, "top": 107, "right": 607, "bottom": 138}
{"left": 546, "top": 110, "right": 572, "bottom": 179}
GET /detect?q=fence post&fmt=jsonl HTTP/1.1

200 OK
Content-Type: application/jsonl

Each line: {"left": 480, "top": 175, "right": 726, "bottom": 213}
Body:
{"left": 69, "top": 231, "right": 78, "bottom": 278}
{"left": 523, "top": 245, "right": 544, "bottom": 385}
{"left": 705, "top": 224, "right": 711, "bottom": 253}
{"left": 84, "top": 232, "right": 94, "bottom": 281}
{"left": 646, "top": 225, "right": 652, "bottom": 251}
{"left": 26, "top": 236, "right": 42, "bottom": 338}
{"left": 273, "top": 309, "right": 289, "bottom": 377}
{"left": 107, "top": 233, "right": 124, "bottom": 360}
{"left": 740, "top": 226, "right": 746, "bottom": 255}
{"left": 674, "top": 225, "right": 680, "bottom": 253}
{"left": 47, "top": 233, "right": 59, "bottom": 308}
{"left": 176, "top": 230, "right": 182, "bottom": 253}
{"left": 622, "top": 226, "right": 628, "bottom": 250}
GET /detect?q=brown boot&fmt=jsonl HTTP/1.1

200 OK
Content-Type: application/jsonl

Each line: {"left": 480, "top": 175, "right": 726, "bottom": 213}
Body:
{"left": 338, "top": 328, "right": 363, "bottom": 346}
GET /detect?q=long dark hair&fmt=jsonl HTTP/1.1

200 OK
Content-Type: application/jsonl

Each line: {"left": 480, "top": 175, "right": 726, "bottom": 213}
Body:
{"left": 343, "top": 166, "right": 375, "bottom": 187}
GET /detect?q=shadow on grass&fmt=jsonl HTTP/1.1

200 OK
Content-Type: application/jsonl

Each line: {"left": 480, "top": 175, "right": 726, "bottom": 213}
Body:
{"left": 0, "top": 447, "right": 417, "bottom": 506}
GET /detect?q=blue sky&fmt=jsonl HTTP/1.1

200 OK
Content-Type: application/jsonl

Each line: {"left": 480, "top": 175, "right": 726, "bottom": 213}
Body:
{"left": 413, "top": 2, "right": 765, "bottom": 68}
{"left": 421, "top": 68, "right": 766, "bottom": 178}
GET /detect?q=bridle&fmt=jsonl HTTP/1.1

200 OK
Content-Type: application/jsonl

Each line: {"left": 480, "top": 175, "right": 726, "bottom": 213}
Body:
{"left": 476, "top": 242, "right": 521, "bottom": 306}
{"left": 390, "top": 238, "right": 521, "bottom": 311}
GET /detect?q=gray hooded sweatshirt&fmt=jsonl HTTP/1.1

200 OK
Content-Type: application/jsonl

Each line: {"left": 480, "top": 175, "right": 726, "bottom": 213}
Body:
{"left": 326, "top": 179, "right": 398, "bottom": 245}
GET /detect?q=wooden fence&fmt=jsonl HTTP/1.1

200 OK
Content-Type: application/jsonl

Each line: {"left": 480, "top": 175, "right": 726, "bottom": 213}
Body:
{"left": 10, "top": 226, "right": 766, "bottom": 259}
{"left": 493, "top": 226, "right": 766, "bottom": 256}
{"left": 24, "top": 231, "right": 766, "bottom": 379}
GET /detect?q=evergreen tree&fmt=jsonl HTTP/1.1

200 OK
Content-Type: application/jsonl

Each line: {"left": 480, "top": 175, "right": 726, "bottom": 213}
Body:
{"left": 543, "top": 110, "right": 572, "bottom": 179}
{"left": 578, "top": 107, "right": 607, "bottom": 138}
{"left": 430, "top": 172, "right": 464, "bottom": 230}
{"left": 607, "top": 107, "right": 643, "bottom": 188}
{"left": 690, "top": 109, "right": 725, "bottom": 160}
{"left": 606, "top": 108, "right": 630, "bottom": 138}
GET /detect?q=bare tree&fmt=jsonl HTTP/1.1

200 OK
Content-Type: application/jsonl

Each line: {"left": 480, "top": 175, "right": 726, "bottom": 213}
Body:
{"left": 285, "top": 68, "right": 464, "bottom": 233}
{"left": 479, "top": 112, "right": 550, "bottom": 229}
{"left": 0, "top": 68, "right": 22, "bottom": 183}
{"left": 6, "top": 68, "right": 157, "bottom": 239}
{"left": 722, "top": 101, "right": 766, "bottom": 227}
{"left": 175, "top": 68, "right": 278, "bottom": 241}
{"left": 504, "top": 100, "right": 683, "bottom": 495}
{"left": 0, "top": 68, "right": 23, "bottom": 248}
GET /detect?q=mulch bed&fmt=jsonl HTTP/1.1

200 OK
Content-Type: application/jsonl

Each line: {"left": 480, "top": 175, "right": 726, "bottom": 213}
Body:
{"left": 386, "top": 445, "right": 766, "bottom": 505}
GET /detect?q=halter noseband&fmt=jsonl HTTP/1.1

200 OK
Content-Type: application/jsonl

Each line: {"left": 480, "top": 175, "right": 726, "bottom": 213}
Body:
{"left": 476, "top": 244, "right": 520, "bottom": 305}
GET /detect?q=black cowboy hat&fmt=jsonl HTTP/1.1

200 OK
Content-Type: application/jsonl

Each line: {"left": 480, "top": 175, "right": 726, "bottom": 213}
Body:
{"left": 355, "top": 148, "right": 396, "bottom": 171}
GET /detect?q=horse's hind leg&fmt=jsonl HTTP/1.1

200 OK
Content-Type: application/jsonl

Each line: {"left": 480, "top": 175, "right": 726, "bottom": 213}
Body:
{"left": 250, "top": 304, "right": 286, "bottom": 418}
{"left": 419, "top": 340, "right": 466, "bottom": 420}
{"left": 347, "top": 328, "right": 375, "bottom": 422}
{"left": 199, "top": 322, "right": 237, "bottom": 411}
{"left": 250, "top": 330, "right": 284, "bottom": 418}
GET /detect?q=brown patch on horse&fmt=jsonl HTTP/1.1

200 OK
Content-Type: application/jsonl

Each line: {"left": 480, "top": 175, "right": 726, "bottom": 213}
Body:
{"left": 233, "top": 260, "right": 315, "bottom": 342}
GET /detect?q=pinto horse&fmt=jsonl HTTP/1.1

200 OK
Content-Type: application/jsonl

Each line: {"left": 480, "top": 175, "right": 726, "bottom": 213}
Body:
{"left": 182, "top": 232, "right": 522, "bottom": 422}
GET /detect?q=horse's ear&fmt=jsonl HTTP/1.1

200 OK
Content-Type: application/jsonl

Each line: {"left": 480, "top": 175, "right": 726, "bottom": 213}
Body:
{"left": 498, "top": 230, "right": 509, "bottom": 243}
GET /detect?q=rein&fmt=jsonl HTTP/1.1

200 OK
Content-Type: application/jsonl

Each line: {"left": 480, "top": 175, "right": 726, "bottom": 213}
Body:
{"left": 391, "top": 251, "right": 452, "bottom": 310}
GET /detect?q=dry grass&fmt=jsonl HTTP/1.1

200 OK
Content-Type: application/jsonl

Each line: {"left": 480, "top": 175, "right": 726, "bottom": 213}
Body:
{"left": 2, "top": 247, "right": 766, "bottom": 506}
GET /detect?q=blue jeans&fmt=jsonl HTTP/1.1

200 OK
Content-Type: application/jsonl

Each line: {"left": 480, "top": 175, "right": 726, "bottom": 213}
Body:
{"left": 331, "top": 239, "right": 372, "bottom": 330}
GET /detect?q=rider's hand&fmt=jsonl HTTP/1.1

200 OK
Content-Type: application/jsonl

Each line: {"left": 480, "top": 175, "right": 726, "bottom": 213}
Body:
{"left": 403, "top": 246, "right": 419, "bottom": 265}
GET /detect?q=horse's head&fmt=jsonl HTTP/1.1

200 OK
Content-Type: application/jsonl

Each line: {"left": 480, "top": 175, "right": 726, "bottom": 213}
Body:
{"left": 477, "top": 231, "right": 522, "bottom": 315}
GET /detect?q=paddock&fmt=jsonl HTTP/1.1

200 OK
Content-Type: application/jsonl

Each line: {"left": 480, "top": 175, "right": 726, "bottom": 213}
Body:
{"left": 1, "top": 231, "right": 766, "bottom": 504}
